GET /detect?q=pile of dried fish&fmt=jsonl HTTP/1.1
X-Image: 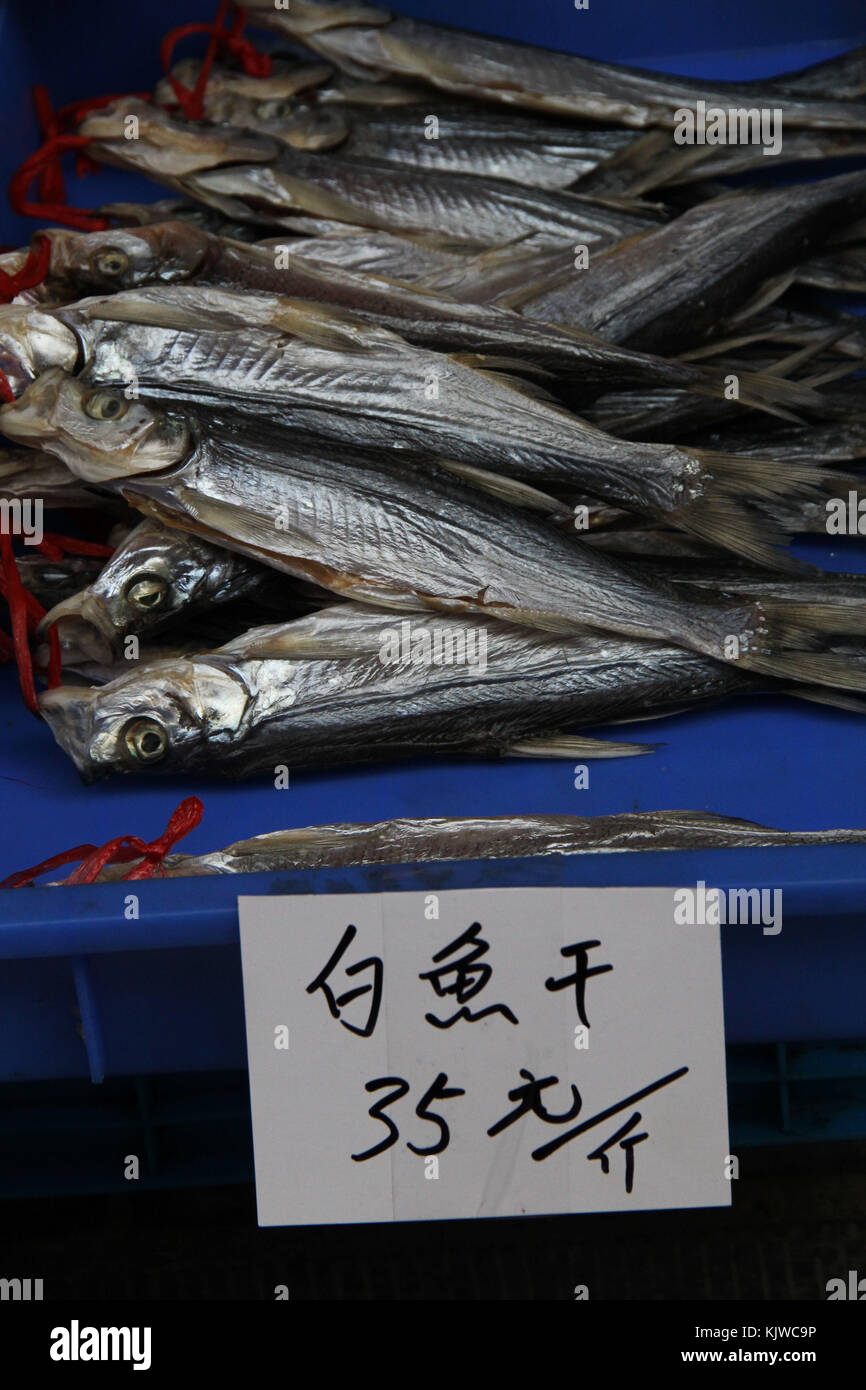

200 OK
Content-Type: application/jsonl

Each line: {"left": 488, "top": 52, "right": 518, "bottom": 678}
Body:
{"left": 0, "top": 6, "right": 864, "bottom": 801}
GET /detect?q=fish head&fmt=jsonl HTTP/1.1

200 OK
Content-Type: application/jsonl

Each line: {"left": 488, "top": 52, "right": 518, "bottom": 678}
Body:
{"left": 153, "top": 58, "right": 348, "bottom": 149}
{"left": 0, "top": 306, "right": 79, "bottom": 394}
{"left": 0, "top": 370, "right": 190, "bottom": 483}
{"left": 276, "top": 106, "right": 351, "bottom": 151}
{"left": 154, "top": 57, "right": 335, "bottom": 118}
{"left": 79, "top": 99, "right": 281, "bottom": 177}
{"left": 40, "top": 521, "right": 247, "bottom": 663}
{"left": 39, "top": 658, "right": 250, "bottom": 780}
{"left": 40, "top": 223, "right": 214, "bottom": 294}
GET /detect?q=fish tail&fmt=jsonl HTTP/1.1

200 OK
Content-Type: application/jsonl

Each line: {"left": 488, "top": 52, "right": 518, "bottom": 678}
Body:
{"left": 689, "top": 450, "right": 848, "bottom": 503}
{"left": 717, "top": 366, "right": 828, "bottom": 419}
{"left": 746, "top": 649, "right": 866, "bottom": 693}
{"left": 699, "top": 593, "right": 866, "bottom": 693}
{"left": 669, "top": 494, "right": 804, "bottom": 571}
{"left": 669, "top": 451, "right": 858, "bottom": 565}
{"left": 762, "top": 598, "right": 866, "bottom": 639}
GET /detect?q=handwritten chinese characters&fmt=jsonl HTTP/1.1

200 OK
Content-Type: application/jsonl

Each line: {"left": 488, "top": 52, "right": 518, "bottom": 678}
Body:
{"left": 239, "top": 888, "right": 730, "bottom": 1225}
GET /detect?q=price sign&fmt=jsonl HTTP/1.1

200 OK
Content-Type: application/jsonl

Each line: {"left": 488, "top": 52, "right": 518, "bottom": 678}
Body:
{"left": 239, "top": 887, "right": 730, "bottom": 1225}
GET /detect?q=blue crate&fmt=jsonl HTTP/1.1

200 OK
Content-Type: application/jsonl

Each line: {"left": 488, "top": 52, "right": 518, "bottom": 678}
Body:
{"left": 0, "top": 0, "right": 865, "bottom": 1133}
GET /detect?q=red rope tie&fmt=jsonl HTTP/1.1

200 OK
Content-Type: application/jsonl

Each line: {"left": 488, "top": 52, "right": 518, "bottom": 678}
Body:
{"left": 32, "top": 85, "right": 66, "bottom": 204}
{"left": 0, "top": 367, "right": 15, "bottom": 404}
{"left": 37, "top": 533, "right": 115, "bottom": 563}
{"left": 0, "top": 236, "right": 51, "bottom": 305}
{"left": 0, "top": 796, "right": 204, "bottom": 888}
{"left": 223, "top": 6, "right": 273, "bottom": 78}
{"left": 8, "top": 133, "right": 110, "bottom": 232}
{"left": 0, "top": 531, "right": 64, "bottom": 712}
{"left": 9, "top": 4, "right": 272, "bottom": 233}
{"left": 161, "top": 0, "right": 272, "bottom": 120}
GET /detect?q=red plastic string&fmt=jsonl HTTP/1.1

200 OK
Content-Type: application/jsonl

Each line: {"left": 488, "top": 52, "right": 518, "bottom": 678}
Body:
{"left": 0, "top": 524, "right": 65, "bottom": 711}
{"left": 160, "top": 0, "right": 271, "bottom": 119}
{"left": 37, "top": 533, "right": 115, "bottom": 563}
{"left": 9, "top": 4, "right": 271, "bottom": 232}
{"left": 161, "top": 0, "right": 232, "bottom": 119}
{"left": 0, "top": 532, "right": 40, "bottom": 712}
{"left": 0, "top": 236, "right": 51, "bottom": 305}
{"left": 0, "top": 367, "right": 14, "bottom": 404}
{"left": 0, "top": 796, "right": 204, "bottom": 888}
{"left": 8, "top": 133, "right": 111, "bottom": 232}
{"left": 32, "top": 85, "right": 66, "bottom": 205}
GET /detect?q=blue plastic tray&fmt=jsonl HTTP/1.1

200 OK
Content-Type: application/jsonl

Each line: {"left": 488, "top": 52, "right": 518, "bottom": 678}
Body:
{"left": 0, "top": 0, "right": 865, "bottom": 1087}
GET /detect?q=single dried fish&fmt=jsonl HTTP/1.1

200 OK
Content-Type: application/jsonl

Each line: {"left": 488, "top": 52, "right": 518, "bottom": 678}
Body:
{"left": 245, "top": 2, "right": 866, "bottom": 131}
{"left": 43, "top": 605, "right": 747, "bottom": 779}
{"left": 83, "top": 808, "right": 866, "bottom": 881}
{"left": 507, "top": 171, "right": 866, "bottom": 353}
{"left": 3, "top": 372, "right": 863, "bottom": 694}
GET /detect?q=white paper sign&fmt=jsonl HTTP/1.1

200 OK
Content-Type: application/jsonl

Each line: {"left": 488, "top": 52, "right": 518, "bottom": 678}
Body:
{"left": 238, "top": 888, "right": 730, "bottom": 1226}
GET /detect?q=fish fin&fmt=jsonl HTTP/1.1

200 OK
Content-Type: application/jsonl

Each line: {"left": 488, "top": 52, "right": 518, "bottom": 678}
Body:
{"left": 672, "top": 495, "right": 805, "bottom": 571}
{"left": 436, "top": 460, "right": 567, "bottom": 514}
{"left": 456, "top": 363, "right": 564, "bottom": 406}
{"left": 494, "top": 272, "right": 572, "bottom": 314}
{"left": 689, "top": 450, "right": 850, "bottom": 505}
{"left": 671, "top": 449, "right": 846, "bottom": 568}
{"left": 503, "top": 735, "right": 656, "bottom": 759}
{"left": 746, "top": 650, "right": 866, "bottom": 693}
{"left": 766, "top": 323, "right": 859, "bottom": 377}
{"left": 713, "top": 370, "right": 820, "bottom": 422}
{"left": 86, "top": 297, "right": 245, "bottom": 333}
{"left": 448, "top": 352, "right": 555, "bottom": 381}
{"left": 269, "top": 299, "right": 402, "bottom": 352}
{"left": 802, "top": 360, "right": 866, "bottom": 390}
{"left": 786, "top": 685, "right": 866, "bottom": 714}
{"left": 725, "top": 270, "right": 798, "bottom": 325}
{"left": 763, "top": 599, "right": 866, "bottom": 639}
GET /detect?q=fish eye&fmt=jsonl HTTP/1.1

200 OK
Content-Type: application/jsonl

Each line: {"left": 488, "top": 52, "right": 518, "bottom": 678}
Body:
{"left": 122, "top": 717, "right": 168, "bottom": 765}
{"left": 256, "top": 98, "right": 292, "bottom": 120}
{"left": 124, "top": 573, "right": 169, "bottom": 610}
{"left": 94, "top": 248, "right": 130, "bottom": 277}
{"left": 83, "top": 390, "right": 129, "bottom": 422}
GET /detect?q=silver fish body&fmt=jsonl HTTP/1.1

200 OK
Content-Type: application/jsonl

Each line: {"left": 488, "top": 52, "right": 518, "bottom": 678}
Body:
{"left": 245, "top": 3, "right": 866, "bottom": 131}
{"left": 182, "top": 149, "right": 655, "bottom": 251}
{"left": 160, "top": 58, "right": 639, "bottom": 190}
{"left": 88, "top": 808, "right": 866, "bottom": 880}
{"left": 40, "top": 222, "right": 770, "bottom": 405}
{"left": 39, "top": 284, "right": 837, "bottom": 554}
{"left": 1, "top": 370, "right": 796, "bottom": 674}
{"left": 79, "top": 99, "right": 656, "bottom": 252}
{"left": 37, "top": 604, "right": 764, "bottom": 780}
{"left": 516, "top": 171, "right": 866, "bottom": 352}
